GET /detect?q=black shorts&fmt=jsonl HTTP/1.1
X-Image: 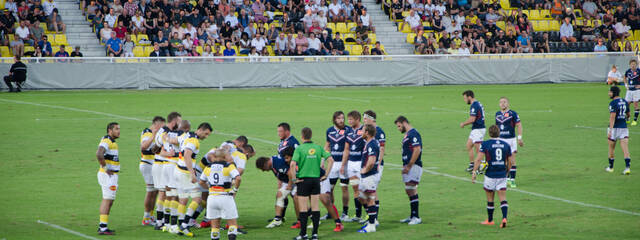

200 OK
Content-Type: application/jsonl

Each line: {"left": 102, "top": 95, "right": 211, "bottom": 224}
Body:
{"left": 296, "top": 177, "right": 320, "bottom": 197}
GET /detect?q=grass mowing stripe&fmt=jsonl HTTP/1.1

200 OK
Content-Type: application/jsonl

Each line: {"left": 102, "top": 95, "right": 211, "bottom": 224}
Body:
{"left": 36, "top": 220, "right": 101, "bottom": 240}
{"left": 385, "top": 163, "right": 640, "bottom": 217}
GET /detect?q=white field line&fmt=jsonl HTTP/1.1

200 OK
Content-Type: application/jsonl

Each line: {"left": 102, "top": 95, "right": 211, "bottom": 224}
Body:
{"left": 385, "top": 163, "right": 640, "bottom": 217}
{"left": 574, "top": 125, "right": 639, "bottom": 135}
{"left": 3, "top": 98, "right": 638, "bottom": 217}
{"left": 307, "top": 94, "right": 371, "bottom": 103}
{"left": 36, "top": 220, "right": 100, "bottom": 240}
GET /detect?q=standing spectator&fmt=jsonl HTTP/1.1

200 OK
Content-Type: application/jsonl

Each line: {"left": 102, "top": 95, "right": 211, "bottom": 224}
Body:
{"left": 54, "top": 45, "right": 69, "bottom": 57}
{"left": 593, "top": 38, "right": 607, "bottom": 52}
{"left": 122, "top": 35, "right": 135, "bottom": 57}
{"left": 275, "top": 32, "right": 288, "bottom": 55}
{"left": 106, "top": 32, "right": 123, "bottom": 56}
{"left": 47, "top": 9, "right": 66, "bottom": 33}
{"left": 38, "top": 35, "right": 53, "bottom": 56}
{"left": 559, "top": 17, "right": 576, "bottom": 43}
{"left": 42, "top": 0, "right": 57, "bottom": 16}
{"left": 71, "top": 46, "right": 83, "bottom": 57}
{"left": 3, "top": 56, "right": 27, "bottom": 92}
{"left": 371, "top": 41, "right": 384, "bottom": 55}
{"left": 516, "top": 31, "right": 531, "bottom": 53}
{"left": 223, "top": 41, "right": 236, "bottom": 56}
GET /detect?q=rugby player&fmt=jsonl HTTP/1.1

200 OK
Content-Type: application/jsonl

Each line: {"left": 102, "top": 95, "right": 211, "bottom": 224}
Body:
{"left": 199, "top": 149, "right": 242, "bottom": 240}
{"left": 96, "top": 122, "right": 120, "bottom": 235}
{"left": 153, "top": 112, "right": 181, "bottom": 230}
{"left": 362, "top": 110, "right": 384, "bottom": 225}
{"left": 289, "top": 127, "right": 334, "bottom": 240}
{"left": 472, "top": 125, "right": 513, "bottom": 228}
{"left": 341, "top": 111, "right": 366, "bottom": 222}
{"left": 623, "top": 59, "right": 640, "bottom": 126}
{"left": 495, "top": 98, "right": 524, "bottom": 187}
{"left": 460, "top": 90, "right": 486, "bottom": 172}
{"left": 606, "top": 86, "right": 632, "bottom": 175}
{"left": 140, "top": 116, "right": 165, "bottom": 226}
{"left": 276, "top": 122, "right": 302, "bottom": 228}
{"left": 257, "top": 147, "right": 299, "bottom": 228}
{"left": 324, "top": 111, "right": 352, "bottom": 221}
{"left": 357, "top": 124, "right": 381, "bottom": 233}
{"left": 395, "top": 116, "right": 423, "bottom": 225}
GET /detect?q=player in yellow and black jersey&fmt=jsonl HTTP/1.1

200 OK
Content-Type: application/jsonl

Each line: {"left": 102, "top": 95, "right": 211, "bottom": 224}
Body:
{"left": 139, "top": 116, "right": 165, "bottom": 226}
{"left": 96, "top": 122, "right": 120, "bottom": 235}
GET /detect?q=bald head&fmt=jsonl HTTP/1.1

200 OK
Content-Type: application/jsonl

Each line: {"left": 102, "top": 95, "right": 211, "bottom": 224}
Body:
{"left": 179, "top": 120, "right": 191, "bottom": 131}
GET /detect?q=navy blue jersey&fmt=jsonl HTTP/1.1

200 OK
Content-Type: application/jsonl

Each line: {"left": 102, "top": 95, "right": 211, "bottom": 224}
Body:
{"left": 326, "top": 126, "right": 353, "bottom": 162}
{"left": 625, "top": 68, "right": 640, "bottom": 91}
{"left": 480, "top": 139, "right": 512, "bottom": 179}
{"left": 375, "top": 126, "right": 386, "bottom": 166}
{"left": 361, "top": 139, "right": 380, "bottom": 178}
{"left": 495, "top": 110, "right": 521, "bottom": 139}
{"left": 609, "top": 98, "right": 629, "bottom": 128}
{"left": 278, "top": 135, "right": 299, "bottom": 157}
{"left": 401, "top": 128, "right": 423, "bottom": 167}
{"left": 470, "top": 100, "right": 486, "bottom": 129}
{"left": 271, "top": 155, "right": 290, "bottom": 183}
{"left": 346, "top": 125, "right": 365, "bottom": 162}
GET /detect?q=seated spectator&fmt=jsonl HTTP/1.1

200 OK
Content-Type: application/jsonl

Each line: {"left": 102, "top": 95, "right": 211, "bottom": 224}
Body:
{"left": 459, "top": 42, "right": 471, "bottom": 55}
{"left": 182, "top": 33, "right": 194, "bottom": 51}
{"left": 388, "top": 0, "right": 403, "bottom": 22}
{"left": 100, "top": 21, "right": 113, "bottom": 43}
{"left": 607, "top": 65, "right": 622, "bottom": 85}
{"left": 332, "top": 32, "right": 348, "bottom": 55}
{"left": 614, "top": 19, "right": 631, "bottom": 40}
{"left": 593, "top": 38, "right": 607, "bottom": 52}
{"left": 252, "top": 0, "right": 268, "bottom": 24}
{"left": 106, "top": 32, "right": 123, "bottom": 56}
{"left": 307, "top": 32, "right": 323, "bottom": 55}
{"left": 560, "top": 17, "right": 576, "bottom": 43}
{"left": 251, "top": 33, "right": 268, "bottom": 55}
{"left": 414, "top": 30, "right": 428, "bottom": 54}
{"left": 37, "top": 35, "right": 53, "bottom": 57}
{"left": 294, "top": 31, "right": 309, "bottom": 53}
{"left": 131, "top": 11, "right": 145, "bottom": 35}
{"left": 282, "top": 13, "right": 295, "bottom": 33}
{"left": 71, "top": 46, "right": 83, "bottom": 57}
{"left": 150, "top": 43, "right": 166, "bottom": 57}
{"left": 201, "top": 45, "right": 214, "bottom": 57}
{"left": 582, "top": 0, "right": 598, "bottom": 20}
{"left": 154, "top": 31, "right": 170, "bottom": 56}
{"left": 30, "top": 20, "right": 45, "bottom": 45}
{"left": 238, "top": 32, "right": 251, "bottom": 54}
{"left": 516, "top": 31, "right": 531, "bottom": 53}
{"left": 213, "top": 45, "right": 223, "bottom": 56}
{"left": 402, "top": 10, "right": 422, "bottom": 34}
{"left": 328, "top": 0, "right": 345, "bottom": 22}
{"left": 114, "top": 21, "right": 128, "bottom": 40}
{"left": 266, "top": 24, "right": 279, "bottom": 44}
{"left": 223, "top": 41, "right": 236, "bottom": 56}
{"left": 188, "top": 47, "right": 200, "bottom": 57}
{"left": 319, "top": 30, "right": 332, "bottom": 52}
{"left": 286, "top": 33, "right": 297, "bottom": 54}
{"left": 86, "top": 0, "right": 98, "bottom": 20}
{"left": 12, "top": 20, "right": 32, "bottom": 57}
{"left": 105, "top": 8, "right": 117, "bottom": 28}
{"left": 248, "top": 47, "right": 260, "bottom": 61}
{"left": 355, "top": 21, "right": 370, "bottom": 45}
{"left": 46, "top": 9, "right": 66, "bottom": 34}
{"left": 54, "top": 45, "right": 69, "bottom": 57}
{"left": 371, "top": 41, "right": 384, "bottom": 55}
{"left": 122, "top": 35, "right": 135, "bottom": 57}
{"left": 275, "top": 32, "right": 289, "bottom": 56}
{"left": 361, "top": 45, "right": 370, "bottom": 55}
{"left": 610, "top": 40, "right": 620, "bottom": 52}
{"left": 535, "top": 32, "right": 550, "bottom": 53}
{"left": 43, "top": 0, "right": 57, "bottom": 16}
{"left": 174, "top": 44, "right": 188, "bottom": 56}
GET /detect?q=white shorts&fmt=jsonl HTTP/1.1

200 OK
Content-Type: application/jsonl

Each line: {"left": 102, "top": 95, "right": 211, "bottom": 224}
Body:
{"left": 206, "top": 195, "right": 238, "bottom": 220}
{"left": 97, "top": 171, "right": 118, "bottom": 200}
{"left": 483, "top": 176, "right": 507, "bottom": 191}
{"left": 347, "top": 161, "right": 361, "bottom": 179}
{"left": 152, "top": 162, "right": 166, "bottom": 190}
{"left": 469, "top": 128, "right": 486, "bottom": 143}
{"left": 320, "top": 178, "right": 331, "bottom": 194}
{"left": 402, "top": 165, "right": 422, "bottom": 184}
{"left": 174, "top": 168, "right": 199, "bottom": 198}
{"left": 375, "top": 165, "right": 384, "bottom": 185}
{"left": 164, "top": 163, "right": 177, "bottom": 189}
{"left": 360, "top": 175, "right": 377, "bottom": 193}
{"left": 139, "top": 162, "right": 154, "bottom": 185}
{"left": 328, "top": 161, "right": 347, "bottom": 180}
{"left": 280, "top": 182, "right": 297, "bottom": 196}
{"left": 609, "top": 128, "right": 630, "bottom": 141}
{"left": 499, "top": 138, "right": 517, "bottom": 153}
{"left": 626, "top": 89, "right": 640, "bottom": 102}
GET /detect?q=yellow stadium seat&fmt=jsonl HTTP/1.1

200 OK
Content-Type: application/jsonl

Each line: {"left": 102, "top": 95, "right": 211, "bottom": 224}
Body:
{"left": 133, "top": 46, "right": 144, "bottom": 57}
{"left": 24, "top": 46, "right": 34, "bottom": 53}
{"left": 8, "top": 34, "right": 14, "bottom": 42}
{"left": 266, "top": 45, "right": 274, "bottom": 56}
{"left": 529, "top": 10, "right": 541, "bottom": 20}
{"left": 130, "top": 34, "right": 137, "bottom": 43}
{"left": 1, "top": 46, "right": 12, "bottom": 57}
{"left": 401, "top": 11, "right": 410, "bottom": 18}
{"left": 343, "top": 33, "right": 355, "bottom": 43}
{"left": 4, "top": 58, "right": 14, "bottom": 64}
{"left": 575, "top": 19, "right": 584, "bottom": 27}
{"left": 549, "top": 20, "right": 560, "bottom": 31}
{"left": 499, "top": 0, "right": 511, "bottom": 9}
{"left": 540, "top": 9, "right": 551, "bottom": 19}
{"left": 137, "top": 34, "right": 150, "bottom": 46}
{"left": 336, "top": 23, "right": 347, "bottom": 34}
{"left": 55, "top": 34, "right": 68, "bottom": 46}
{"left": 326, "top": 22, "right": 335, "bottom": 32}
{"left": 351, "top": 45, "right": 362, "bottom": 55}
{"left": 574, "top": 9, "right": 583, "bottom": 20}
{"left": 346, "top": 22, "right": 356, "bottom": 32}
{"left": 398, "top": 23, "right": 411, "bottom": 33}
{"left": 369, "top": 33, "right": 376, "bottom": 43}
{"left": 115, "top": 58, "right": 127, "bottom": 63}
{"left": 538, "top": 21, "right": 549, "bottom": 32}
{"left": 633, "top": 30, "right": 640, "bottom": 41}
{"left": 46, "top": 34, "right": 55, "bottom": 44}
{"left": 522, "top": 10, "right": 530, "bottom": 18}
{"left": 531, "top": 21, "right": 541, "bottom": 31}
{"left": 406, "top": 33, "right": 416, "bottom": 44}
{"left": 196, "top": 46, "right": 203, "bottom": 55}
{"left": 144, "top": 46, "right": 154, "bottom": 56}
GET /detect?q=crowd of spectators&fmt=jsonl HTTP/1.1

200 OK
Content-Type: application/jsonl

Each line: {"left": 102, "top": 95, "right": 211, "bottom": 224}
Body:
{"left": 86, "top": 0, "right": 386, "bottom": 57}
{"left": 381, "top": 0, "right": 640, "bottom": 54}
{"left": 1, "top": 0, "right": 70, "bottom": 57}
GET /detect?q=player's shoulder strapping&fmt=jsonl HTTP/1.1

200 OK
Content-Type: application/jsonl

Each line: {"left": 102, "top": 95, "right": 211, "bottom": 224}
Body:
{"left": 142, "top": 128, "right": 152, "bottom": 134}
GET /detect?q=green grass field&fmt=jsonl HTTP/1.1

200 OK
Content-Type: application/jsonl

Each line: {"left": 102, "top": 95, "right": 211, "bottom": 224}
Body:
{"left": 1, "top": 83, "right": 639, "bottom": 240}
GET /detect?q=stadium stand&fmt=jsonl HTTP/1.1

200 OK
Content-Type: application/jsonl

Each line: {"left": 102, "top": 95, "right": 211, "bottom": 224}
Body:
{"left": 376, "top": 0, "right": 640, "bottom": 55}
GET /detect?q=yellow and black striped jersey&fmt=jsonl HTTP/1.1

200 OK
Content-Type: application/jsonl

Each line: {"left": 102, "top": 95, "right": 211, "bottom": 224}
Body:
{"left": 199, "top": 147, "right": 217, "bottom": 174}
{"left": 220, "top": 142, "right": 247, "bottom": 170}
{"left": 164, "top": 130, "right": 182, "bottom": 164}
{"left": 177, "top": 132, "right": 200, "bottom": 174}
{"left": 98, "top": 135, "right": 119, "bottom": 173}
{"left": 200, "top": 161, "right": 239, "bottom": 195}
{"left": 153, "top": 126, "right": 170, "bottom": 163}
{"left": 140, "top": 128, "right": 154, "bottom": 165}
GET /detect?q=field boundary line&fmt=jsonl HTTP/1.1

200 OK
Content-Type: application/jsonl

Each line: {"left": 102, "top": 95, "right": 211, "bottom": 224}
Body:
{"left": 3, "top": 98, "right": 638, "bottom": 217}
{"left": 385, "top": 163, "right": 640, "bottom": 216}
{"left": 36, "top": 220, "right": 100, "bottom": 240}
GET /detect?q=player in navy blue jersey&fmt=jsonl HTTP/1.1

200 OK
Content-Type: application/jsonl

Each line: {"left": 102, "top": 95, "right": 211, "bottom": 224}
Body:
{"left": 472, "top": 125, "right": 513, "bottom": 228}
{"left": 606, "top": 86, "right": 632, "bottom": 175}
{"left": 276, "top": 122, "right": 301, "bottom": 228}
{"left": 461, "top": 90, "right": 487, "bottom": 172}
{"left": 341, "top": 110, "right": 366, "bottom": 223}
{"left": 362, "top": 110, "right": 384, "bottom": 227}
{"left": 324, "top": 111, "right": 353, "bottom": 221}
{"left": 395, "top": 116, "right": 423, "bottom": 225}
{"left": 256, "top": 146, "right": 297, "bottom": 228}
{"left": 496, "top": 97, "right": 524, "bottom": 188}
{"left": 357, "top": 124, "right": 380, "bottom": 233}
{"left": 623, "top": 59, "right": 640, "bottom": 126}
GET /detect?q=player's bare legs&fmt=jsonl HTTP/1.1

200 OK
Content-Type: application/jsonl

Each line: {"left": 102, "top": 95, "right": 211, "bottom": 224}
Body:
{"left": 349, "top": 176, "right": 363, "bottom": 221}
{"left": 143, "top": 186, "right": 157, "bottom": 224}
{"left": 341, "top": 184, "right": 349, "bottom": 219}
{"left": 606, "top": 139, "right": 617, "bottom": 172}
{"left": 497, "top": 190, "right": 508, "bottom": 228}
{"left": 620, "top": 138, "right": 631, "bottom": 174}
{"left": 466, "top": 139, "right": 480, "bottom": 172}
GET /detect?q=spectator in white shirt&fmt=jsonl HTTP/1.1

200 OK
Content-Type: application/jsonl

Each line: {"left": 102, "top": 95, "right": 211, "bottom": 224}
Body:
{"left": 459, "top": 42, "right": 471, "bottom": 55}
{"left": 105, "top": 8, "right": 117, "bottom": 28}
{"left": 454, "top": 11, "right": 465, "bottom": 25}
{"left": 402, "top": 10, "right": 422, "bottom": 34}
{"left": 251, "top": 33, "right": 268, "bottom": 55}
{"left": 182, "top": 33, "right": 194, "bottom": 51}
{"left": 131, "top": 11, "right": 145, "bottom": 34}
{"left": 4, "top": 0, "right": 17, "bottom": 15}
{"left": 614, "top": 19, "right": 631, "bottom": 39}
{"left": 275, "top": 32, "right": 288, "bottom": 55}
{"left": 435, "top": 1, "right": 445, "bottom": 16}
{"left": 359, "top": 8, "right": 375, "bottom": 32}
{"left": 12, "top": 20, "right": 31, "bottom": 57}
{"left": 582, "top": 0, "right": 598, "bottom": 19}
{"left": 607, "top": 65, "right": 622, "bottom": 85}
{"left": 560, "top": 17, "right": 576, "bottom": 43}
{"left": 307, "top": 32, "right": 322, "bottom": 55}
{"left": 43, "top": 0, "right": 57, "bottom": 16}
{"left": 224, "top": 13, "right": 239, "bottom": 28}
{"left": 328, "top": 0, "right": 344, "bottom": 22}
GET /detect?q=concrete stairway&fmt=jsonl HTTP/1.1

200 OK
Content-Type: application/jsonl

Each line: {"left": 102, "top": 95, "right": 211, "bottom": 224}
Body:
{"left": 361, "top": 0, "right": 413, "bottom": 54}
{"left": 56, "top": 0, "right": 105, "bottom": 56}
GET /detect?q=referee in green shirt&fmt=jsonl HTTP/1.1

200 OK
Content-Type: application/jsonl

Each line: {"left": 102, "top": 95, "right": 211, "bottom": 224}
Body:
{"left": 289, "top": 127, "right": 334, "bottom": 240}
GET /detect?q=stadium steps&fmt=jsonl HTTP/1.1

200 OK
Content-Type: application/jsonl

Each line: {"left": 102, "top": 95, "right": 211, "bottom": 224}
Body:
{"left": 361, "top": 0, "right": 413, "bottom": 54}
{"left": 57, "top": 0, "right": 105, "bottom": 57}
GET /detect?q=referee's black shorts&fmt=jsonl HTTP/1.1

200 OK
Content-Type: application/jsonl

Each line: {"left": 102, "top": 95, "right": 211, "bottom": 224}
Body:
{"left": 296, "top": 177, "right": 320, "bottom": 197}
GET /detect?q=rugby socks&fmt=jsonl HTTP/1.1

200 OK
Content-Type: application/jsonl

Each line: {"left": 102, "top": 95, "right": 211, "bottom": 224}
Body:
{"left": 634, "top": 110, "right": 639, "bottom": 121}
{"left": 374, "top": 200, "right": 380, "bottom": 221}
{"left": 163, "top": 199, "right": 171, "bottom": 224}
{"left": 177, "top": 203, "right": 187, "bottom": 228}
{"left": 170, "top": 200, "right": 179, "bottom": 226}
{"left": 156, "top": 199, "right": 164, "bottom": 226}
{"left": 282, "top": 197, "right": 288, "bottom": 219}
{"left": 367, "top": 205, "right": 377, "bottom": 224}
{"left": 211, "top": 227, "right": 220, "bottom": 240}
{"left": 509, "top": 166, "right": 517, "bottom": 179}
{"left": 99, "top": 214, "right": 109, "bottom": 231}
{"left": 354, "top": 198, "right": 362, "bottom": 218}
{"left": 192, "top": 200, "right": 205, "bottom": 221}
{"left": 342, "top": 206, "right": 349, "bottom": 216}
{"left": 182, "top": 201, "right": 198, "bottom": 227}
{"left": 298, "top": 211, "right": 309, "bottom": 237}
{"left": 486, "top": 202, "right": 495, "bottom": 222}
{"left": 409, "top": 194, "right": 419, "bottom": 218}
{"left": 500, "top": 200, "right": 508, "bottom": 220}
{"left": 609, "top": 158, "right": 615, "bottom": 168}
{"left": 311, "top": 211, "right": 320, "bottom": 235}
{"left": 332, "top": 204, "right": 341, "bottom": 224}
{"left": 625, "top": 158, "right": 631, "bottom": 168}
{"left": 468, "top": 162, "right": 474, "bottom": 169}
{"left": 228, "top": 225, "right": 238, "bottom": 240}
{"left": 144, "top": 211, "right": 151, "bottom": 219}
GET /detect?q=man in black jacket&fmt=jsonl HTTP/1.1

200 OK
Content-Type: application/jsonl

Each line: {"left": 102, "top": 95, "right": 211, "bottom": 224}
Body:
{"left": 4, "top": 56, "right": 27, "bottom": 92}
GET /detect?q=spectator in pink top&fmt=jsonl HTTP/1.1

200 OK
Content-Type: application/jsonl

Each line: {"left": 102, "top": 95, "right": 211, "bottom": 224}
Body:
{"left": 252, "top": 0, "right": 267, "bottom": 23}
{"left": 294, "top": 30, "right": 309, "bottom": 52}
